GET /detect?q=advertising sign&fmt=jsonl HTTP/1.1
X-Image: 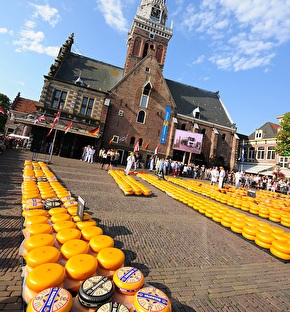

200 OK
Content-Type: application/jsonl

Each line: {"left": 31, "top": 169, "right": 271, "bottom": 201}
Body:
{"left": 173, "top": 129, "right": 203, "bottom": 154}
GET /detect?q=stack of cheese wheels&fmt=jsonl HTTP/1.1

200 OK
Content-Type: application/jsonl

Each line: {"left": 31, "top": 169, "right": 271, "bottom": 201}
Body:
{"left": 21, "top": 233, "right": 55, "bottom": 260}
{"left": 26, "top": 287, "right": 73, "bottom": 312}
{"left": 25, "top": 246, "right": 60, "bottom": 274}
{"left": 64, "top": 254, "right": 98, "bottom": 292}
{"left": 72, "top": 276, "right": 115, "bottom": 311}
{"left": 96, "top": 247, "right": 125, "bottom": 278}
{"left": 133, "top": 286, "right": 171, "bottom": 312}
{"left": 112, "top": 266, "right": 145, "bottom": 307}
{"left": 270, "top": 239, "right": 290, "bottom": 260}
{"left": 23, "top": 263, "right": 66, "bottom": 304}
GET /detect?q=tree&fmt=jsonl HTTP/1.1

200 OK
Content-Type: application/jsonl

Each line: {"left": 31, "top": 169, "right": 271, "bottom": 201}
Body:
{"left": 0, "top": 93, "right": 11, "bottom": 132}
{"left": 275, "top": 112, "right": 290, "bottom": 156}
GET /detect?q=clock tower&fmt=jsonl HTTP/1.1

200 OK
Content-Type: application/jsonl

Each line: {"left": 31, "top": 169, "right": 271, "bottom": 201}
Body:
{"left": 124, "top": 0, "right": 173, "bottom": 75}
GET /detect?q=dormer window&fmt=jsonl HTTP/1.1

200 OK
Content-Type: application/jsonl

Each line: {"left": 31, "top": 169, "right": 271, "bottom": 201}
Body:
{"left": 255, "top": 130, "right": 263, "bottom": 139}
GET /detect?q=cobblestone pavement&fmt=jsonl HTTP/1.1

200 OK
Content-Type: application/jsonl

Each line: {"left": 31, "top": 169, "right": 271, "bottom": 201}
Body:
{"left": 1, "top": 149, "right": 290, "bottom": 312}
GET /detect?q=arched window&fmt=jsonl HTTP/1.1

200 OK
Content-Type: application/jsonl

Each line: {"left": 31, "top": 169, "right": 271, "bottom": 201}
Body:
{"left": 140, "top": 83, "right": 151, "bottom": 108}
{"left": 221, "top": 133, "right": 226, "bottom": 142}
{"left": 181, "top": 123, "right": 186, "bottom": 130}
{"left": 142, "top": 43, "right": 149, "bottom": 58}
{"left": 201, "top": 128, "right": 206, "bottom": 135}
{"left": 130, "top": 137, "right": 135, "bottom": 145}
{"left": 137, "top": 110, "right": 146, "bottom": 123}
{"left": 156, "top": 45, "right": 163, "bottom": 63}
{"left": 133, "top": 37, "right": 141, "bottom": 56}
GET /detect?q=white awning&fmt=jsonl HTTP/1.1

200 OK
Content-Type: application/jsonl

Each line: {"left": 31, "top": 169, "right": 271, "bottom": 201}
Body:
{"left": 261, "top": 169, "right": 290, "bottom": 178}
{"left": 240, "top": 164, "right": 273, "bottom": 174}
{"left": 8, "top": 134, "right": 30, "bottom": 139}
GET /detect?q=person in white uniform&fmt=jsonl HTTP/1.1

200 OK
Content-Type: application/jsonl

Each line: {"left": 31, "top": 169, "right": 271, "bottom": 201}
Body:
{"left": 125, "top": 152, "right": 135, "bottom": 175}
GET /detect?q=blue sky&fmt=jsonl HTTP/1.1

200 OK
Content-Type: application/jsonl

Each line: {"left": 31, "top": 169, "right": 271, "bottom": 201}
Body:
{"left": 1, "top": 0, "right": 290, "bottom": 135}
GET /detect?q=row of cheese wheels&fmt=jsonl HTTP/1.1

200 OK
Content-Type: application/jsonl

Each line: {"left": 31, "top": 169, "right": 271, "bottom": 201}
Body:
{"left": 109, "top": 170, "right": 151, "bottom": 196}
{"left": 137, "top": 173, "right": 290, "bottom": 261}
{"left": 166, "top": 176, "right": 290, "bottom": 228}
{"left": 21, "top": 161, "right": 171, "bottom": 311}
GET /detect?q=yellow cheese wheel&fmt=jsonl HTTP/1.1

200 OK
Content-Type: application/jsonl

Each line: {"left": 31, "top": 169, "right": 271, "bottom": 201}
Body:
{"left": 65, "top": 254, "right": 98, "bottom": 280}
{"left": 26, "top": 246, "right": 60, "bottom": 268}
{"left": 26, "top": 263, "right": 65, "bottom": 293}
{"left": 51, "top": 213, "right": 71, "bottom": 224}
{"left": 81, "top": 226, "right": 103, "bottom": 241}
{"left": 61, "top": 239, "right": 89, "bottom": 259}
{"left": 89, "top": 235, "right": 114, "bottom": 253}
{"left": 73, "top": 213, "right": 91, "bottom": 222}
{"left": 26, "top": 223, "right": 52, "bottom": 236}
{"left": 53, "top": 220, "right": 77, "bottom": 233}
{"left": 133, "top": 287, "right": 171, "bottom": 312}
{"left": 61, "top": 196, "right": 76, "bottom": 203}
{"left": 56, "top": 228, "right": 81, "bottom": 245}
{"left": 22, "top": 202, "right": 43, "bottom": 210}
{"left": 97, "top": 247, "right": 125, "bottom": 270}
{"left": 22, "top": 209, "right": 47, "bottom": 218}
{"left": 24, "top": 215, "right": 49, "bottom": 227}
{"left": 25, "top": 234, "right": 55, "bottom": 252}
{"left": 63, "top": 201, "right": 78, "bottom": 208}
{"left": 26, "top": 287, "right": 73, "bottom": 312}
{"left": 48, "top": 207, "right": 67, "bottom": 216}
{"left": 67, "top": 206, "right": 77, "bottom": 216}
{"left": 113, "top": 267, "right": 144, "bottom": 295}
{"left": 76, "top": 220, "right": 97, "bottom": 230}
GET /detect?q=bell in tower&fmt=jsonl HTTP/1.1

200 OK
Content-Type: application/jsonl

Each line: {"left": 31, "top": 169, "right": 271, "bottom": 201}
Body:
{"left": 124, "top": 0, "right": 172, "bottom": 75}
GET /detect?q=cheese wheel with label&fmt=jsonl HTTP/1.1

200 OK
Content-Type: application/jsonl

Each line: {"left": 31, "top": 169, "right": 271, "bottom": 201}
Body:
{"left": 26, "top": 263, "right": 65, "bottom": 293}
{"left": 26, "top": 287, "right": 73, "bottom": 312}
{"left": 113, "top": 267, "right": 144, "bottom": 295}
{"left": 133, "top": 287, "right": 171, "bottom": 312}
{"left": 96, "top": 302, "right": 130, "bottom": 312}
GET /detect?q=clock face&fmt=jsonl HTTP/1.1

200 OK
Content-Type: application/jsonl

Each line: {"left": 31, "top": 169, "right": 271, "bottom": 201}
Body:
{"left": 151, "top": 7, "right": 161, "bottom": 19}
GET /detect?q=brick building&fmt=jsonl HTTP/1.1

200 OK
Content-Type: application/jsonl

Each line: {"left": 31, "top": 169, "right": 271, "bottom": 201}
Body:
{"left": 6, "top": 0, "right": 238, "bottom": 168}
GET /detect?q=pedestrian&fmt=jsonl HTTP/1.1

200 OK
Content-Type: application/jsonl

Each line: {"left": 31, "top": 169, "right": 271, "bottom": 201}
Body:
{"left": 210, "top": 166, "right": 219, "bottom": 185}
{"left": 124, "top": 152, "right": 135, "bottom": 175}
{"left": 83, "top": 145, "right": 91, "bottom": 162}
{"left": 87, "top": 146, "right": 95, "bottom": 163}
{"left": 218, "top": 166, "right": 226, "bottom": 189}
{"left": 100, "top": 150, "right": 107, "bottom": 169}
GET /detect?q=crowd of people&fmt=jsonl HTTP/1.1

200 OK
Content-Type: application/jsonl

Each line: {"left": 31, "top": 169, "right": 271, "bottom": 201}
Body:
{"left": 147, "top": 157, "right": 290, "bottom": 195}
{"left": 0, "top": 134, "right": 29, "bottom": 152}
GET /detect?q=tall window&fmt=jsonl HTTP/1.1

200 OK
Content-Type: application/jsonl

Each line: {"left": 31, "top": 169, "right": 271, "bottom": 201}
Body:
{"left": 80, "top": 97, "right": 94, "bottom": 116}
{"left": 279, "top": 157, "right": 289, "bottom": 168}
{"left": 140, "top": 83, "right": 151, "bottom": 108}
{"left": 137, "top": 110, "right": 146, "bottom": 123}
{"left": 156, "top": 45, "right": 163, "bottom": 63}
{"left": 52, "top": 90, "right": 67, "bottom": 109}
{"left": 267, "top": 146, "right": 276, "bottom": 160}
{"left": 248, "top": 147, "right": 255, "bottom": 160}
{"left": 257, "top": 147, "right": 265, "bottom": 159}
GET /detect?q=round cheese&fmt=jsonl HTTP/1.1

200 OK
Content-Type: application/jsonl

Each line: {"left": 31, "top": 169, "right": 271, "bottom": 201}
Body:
{"left": 97, "top": 247, "right": 125, "bottom": 270}
{"left": 26, "top": 287, "right": 72, "bottom": 312}
{"left": 61, "top": 239, "right": 89, "bottom": 259}
{"left": 26, "top": 246, "right": 60, "bottom": 268}
{"left": 26, "top": 263, "right": 65, "bottom": 293}
{"left": 65, "top": 254, "right": 98, "bottom": 280}
{"left": 133, "top": 287, "right": 171, "bottom": 312}
{"left": 81, "top": 226, "right": 103, "bottom": 241}
{"left": 89, "top": 235, "right": 114, "bottom": 253}
{"left": 53, "top": 220, "right": 77, "bottom": 233}
{"left": 26, "top": 223, "right": 52, "bottom": 236}
{"left": 25, "top": 234, "right": 55, "bottom": 252}
{"left": 56, "top": 228, "right": 81, "bottom": 245}
{"left": 113, "top": 267, "right": 144, "bottom": 294}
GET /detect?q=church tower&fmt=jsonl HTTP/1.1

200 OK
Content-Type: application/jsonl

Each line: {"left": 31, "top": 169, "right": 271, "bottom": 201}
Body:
{"left": 124, "top": 0, "right": 173, "bottom": 76}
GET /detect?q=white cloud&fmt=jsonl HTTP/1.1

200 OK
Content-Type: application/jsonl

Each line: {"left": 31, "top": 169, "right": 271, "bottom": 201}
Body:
{"left": 31, "top": 4, "right": 61, "bottom": 27}
{"left": 192, "top": 55, "right": 205, "bottom": 65}
{"left": 97, "top": 0, "right": 128, "bottom": 32}
{"left": 13, "top": 27, "right": 58, "bottom": 57}
{"left": 180, "top": 0, "right": 290, "bottom": 71}
{"left": 0, "top": 27, "right": 13, "bottom": 35}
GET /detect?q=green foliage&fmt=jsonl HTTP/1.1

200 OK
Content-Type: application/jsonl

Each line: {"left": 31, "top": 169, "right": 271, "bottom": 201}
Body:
{"left": 0, "top": 93, "right": 11, "bottom": 131}
{"left": 275, "top": 112, "right": 290, "bottom": 156}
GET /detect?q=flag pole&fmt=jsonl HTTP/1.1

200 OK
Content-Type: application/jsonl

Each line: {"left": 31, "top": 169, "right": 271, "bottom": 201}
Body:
{"left": 48, "top": 105, "right": 62, "bottom": 163}
{"left": 48, "top": 127, "right": 58, "bottom": 163}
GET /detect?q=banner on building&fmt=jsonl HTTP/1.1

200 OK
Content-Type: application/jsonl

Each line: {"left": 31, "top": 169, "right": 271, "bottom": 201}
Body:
{"left": 173, "top": 129, "right": 203, "bottom": 154}
{"left": 160, "top": 106, "right": 171, "bottom": 145}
